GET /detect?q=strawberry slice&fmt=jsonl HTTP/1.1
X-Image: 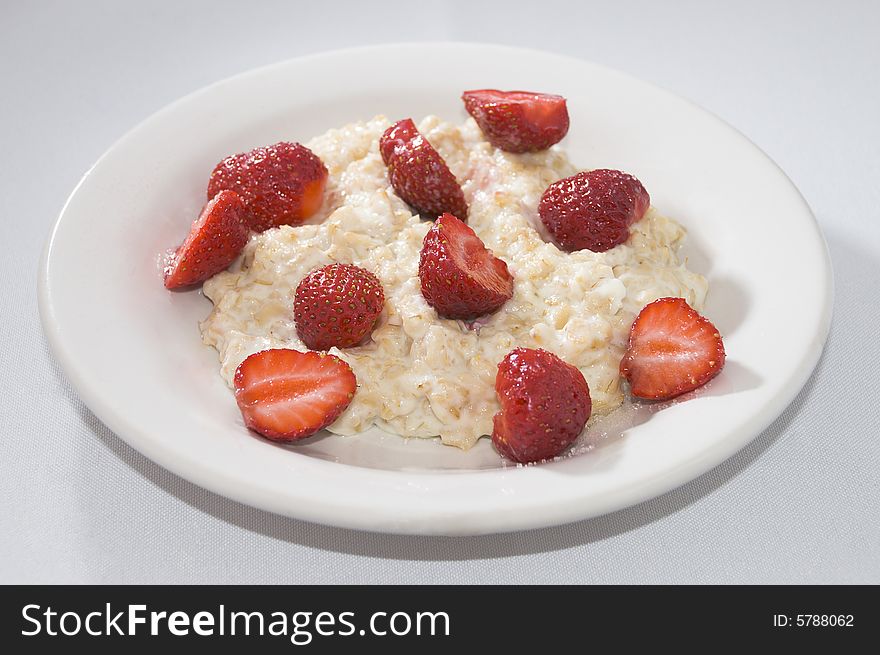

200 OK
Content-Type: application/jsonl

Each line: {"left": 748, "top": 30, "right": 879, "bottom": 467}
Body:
{"left": 418, "top": 213, "right": 514, "bottom": 319}
{"left": 379, "top": 118, "right": 468, "bottom": 220}
{"left": 619, "top": 297, "right": 726, "bottom": 400}
{"left": 462, "top": 89, "right": 569, "bottom": 153}
{"left": 164, "top": 190, "right": 249, "bottom": 289}
{"left": 233, "top": 349, "right": 356, "bottom": 442}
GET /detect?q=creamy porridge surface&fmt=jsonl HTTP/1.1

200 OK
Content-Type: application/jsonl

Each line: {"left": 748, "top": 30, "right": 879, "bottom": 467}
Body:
{"left": 201, "top": 116, "right": 707, "bottom": 449}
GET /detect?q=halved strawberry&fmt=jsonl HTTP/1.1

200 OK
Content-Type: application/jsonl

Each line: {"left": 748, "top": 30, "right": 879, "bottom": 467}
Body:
{"left": 493, "top": 348, "right": 592, "bottom": 463}
{"left": 163, "top": 189, "right": 249, "bottom": 289}
{"left": 619, "top": 297, "right": 726, "bottom": 400}
{"left": 233, "top": 349, "right": 356, "bottom": 442}
{"left": 418, "top": 213, "right": 513, "bottom": 319}
{"left": 379, "top": 118, "right": 468, "bottom": 220}
{"left": 539, "top": 168, "right": 650, "bottom": 253}
{"left": 462, "top": 89, "right": 569, "bottom": 153}
{"left": 294, "top": 263, "right": 385, "bottom": 351}
{"left": 207, "top": 141, "right": 328, "bottom": 232}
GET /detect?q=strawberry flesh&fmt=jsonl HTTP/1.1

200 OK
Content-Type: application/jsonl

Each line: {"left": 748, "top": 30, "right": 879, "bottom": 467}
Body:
{"left": 619, "top": 297, "right": 726, "bottom": 400}
{"left": 208, "top": 142, "right": 328, "bottom": 232}
{"left": 234, "top": 349, "right": 356, "bottom": 441}
{"left": 462, "top": 89, "right": 569, "bottom": 153}
{"left": 164, "top": 189, "right": 249, "bottom": 289}
{"left": 418, "top": 213, "right": 513, "bottom": 320}
{"left": 379, "top": 119, "right": 468, "bottom": 220}
{"left": 492, "top": 348, "right": 592, "bottom": 463}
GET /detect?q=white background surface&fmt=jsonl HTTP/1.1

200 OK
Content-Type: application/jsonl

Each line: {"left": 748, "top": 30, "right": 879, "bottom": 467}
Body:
{"left": 2, "top": 0, "right": 878, "bottom": 583}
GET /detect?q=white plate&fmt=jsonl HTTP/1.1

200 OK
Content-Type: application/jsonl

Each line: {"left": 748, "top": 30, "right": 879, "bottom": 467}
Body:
{"left": 39, "top": 43, "right": 832, "bottom": 535}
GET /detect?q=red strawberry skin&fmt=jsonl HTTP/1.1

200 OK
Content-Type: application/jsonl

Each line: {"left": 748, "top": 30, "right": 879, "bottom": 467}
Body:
{"left": 619, "top": 297, "right": 726, "bottom": 400}
{"left": 164, "top": 190, "right": 249, "bottom": 289}
{"left": 418, "top": 213, "right": 514, "bottom": 320}
{"left": 207, "top": 142, "right": 328, "bottom": 232}
{"left": 492, "top": 348, "right": 592, "bottom": 464}
{"left": 462, "top": 89, "right": 570, "bottom": 153}
{"left": 379, "top": 119, "right": 468, "bottom": 220}
{"left": 234, "top": 349, "right": 356, "bottom": 441}
{"left": 294, "top": 264, "right": 385, "bottom": 351}
{"left": 538, "top": 169, "right": 650, "bottom": 252}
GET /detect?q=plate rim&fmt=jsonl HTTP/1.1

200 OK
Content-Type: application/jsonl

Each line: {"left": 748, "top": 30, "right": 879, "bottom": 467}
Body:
{"left": 38, "top": 42, "right": 834, "bottom": 535}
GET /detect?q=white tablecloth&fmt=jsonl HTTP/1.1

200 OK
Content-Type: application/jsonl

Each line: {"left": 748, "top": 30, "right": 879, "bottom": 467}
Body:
{"left": 3, "top": 0, "right": 878, "bottom": 584}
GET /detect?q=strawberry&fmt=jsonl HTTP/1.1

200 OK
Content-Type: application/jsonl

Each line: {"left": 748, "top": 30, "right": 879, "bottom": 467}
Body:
{"left": 294, "top": 264, "right": 385, "bottom": 351}
{"left": 462, "top": 89, "right": 570, "bottom": 153}
{"left": 418, "top": 213, "right": 513, "bottom": 320}
{"left": 207, "top": 141, "right": 328, "bottom": 232}
{"left": 379, "top": 119, "right": 468, "bottom": 220}
{"left": 163, "top": 190, "right": 249, "bottom": 289}
{"left": 619, "top": 297, "right": 726, "bottom": 400}
{"left": 492, "top": 348, "right": 592, "bottom": 464}
{"left": 538, "top": 169, "right": 650, "bottom": 252}
{"left": 234, "top": 349, "right": 356, "bottom": 441}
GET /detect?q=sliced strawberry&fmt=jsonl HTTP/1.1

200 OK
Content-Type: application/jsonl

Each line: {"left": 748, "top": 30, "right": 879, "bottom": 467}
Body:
{"left": 163, "top": 190, "right": 249, "bottom": 289}
{"left": 233, "top": 349, "right": 356, "bottom": 441}
{"left": 379, "top": 118, "right": 468, "bottom": 220}
{"left": 462, "top": 89, "right": 570, "bottom": 153}
{"left": 418, "top": 213, "right": 513, "bottom": 320}
{"left": 619, "top": 297, "right": 726, "bottom": 400}
{"left": 294, "top": 263, "right": 386, "bottom": 351}
{"left": 492, "top": 348, "right": 592, "bottom": 463}
{"left": 538, "top": 168, "right": 650, "bottom": 252}
{"left": 207, "top": 142, "right": 328, "bottom": 232}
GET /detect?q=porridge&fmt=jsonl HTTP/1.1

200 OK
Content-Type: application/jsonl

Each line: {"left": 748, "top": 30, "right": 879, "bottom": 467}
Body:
{"left": 198, "top": 115, "right": 707, "bottom": 450}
